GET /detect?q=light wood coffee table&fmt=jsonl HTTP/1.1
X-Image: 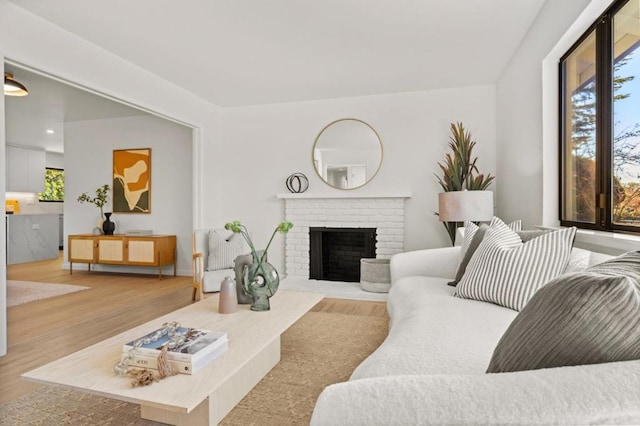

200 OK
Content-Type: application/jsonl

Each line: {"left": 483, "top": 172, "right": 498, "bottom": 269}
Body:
{"left": 22, "top": 290, "right": 323, "bottom": 425}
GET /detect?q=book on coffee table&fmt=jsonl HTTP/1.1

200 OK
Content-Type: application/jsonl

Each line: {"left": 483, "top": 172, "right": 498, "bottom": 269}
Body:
{"left": 122, "top": 339, "right": 228, "bottom": 374}
{"left": 122, "top": 327, "right": 228, "bottom": 364}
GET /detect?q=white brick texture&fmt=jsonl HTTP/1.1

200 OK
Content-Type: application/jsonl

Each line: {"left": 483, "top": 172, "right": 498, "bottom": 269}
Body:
{"left": 283, "top": 197, "right": 407, "bottom": 279}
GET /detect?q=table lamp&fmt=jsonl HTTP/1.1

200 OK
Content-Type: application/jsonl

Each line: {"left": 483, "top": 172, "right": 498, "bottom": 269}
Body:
{"left": 438, "top": 190, "right": 494, "bottom": 223}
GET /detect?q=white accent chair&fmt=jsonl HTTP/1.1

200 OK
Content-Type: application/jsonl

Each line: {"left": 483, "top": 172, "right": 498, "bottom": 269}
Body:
{"left": 192, "top": 228, "right": 237, "bottom": 301}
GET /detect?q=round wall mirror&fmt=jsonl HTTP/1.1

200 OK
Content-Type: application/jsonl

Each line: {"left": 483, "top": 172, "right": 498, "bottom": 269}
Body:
{"left": 312, "top": 118, "right": 383, "bottom": 190}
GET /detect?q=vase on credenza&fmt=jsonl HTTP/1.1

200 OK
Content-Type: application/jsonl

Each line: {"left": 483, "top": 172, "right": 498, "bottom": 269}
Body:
{"left": 243, "top": 250, "right": 279, "bottom": 311}
{"left": 102, "top": 212, "right": 115, "bottom": 235}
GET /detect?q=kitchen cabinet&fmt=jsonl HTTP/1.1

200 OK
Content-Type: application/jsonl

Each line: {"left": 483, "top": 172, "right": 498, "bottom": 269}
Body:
{"left": 6, "top": 145, "right": 46, "bottom": 193}
{"left": 68, "top": 234, "right": 176, "bottom": 279}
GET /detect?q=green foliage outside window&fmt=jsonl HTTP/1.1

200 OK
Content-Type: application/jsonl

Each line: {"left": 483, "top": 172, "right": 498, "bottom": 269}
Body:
{"left": 38, "top": 168, "right": 65, "bottom": 202}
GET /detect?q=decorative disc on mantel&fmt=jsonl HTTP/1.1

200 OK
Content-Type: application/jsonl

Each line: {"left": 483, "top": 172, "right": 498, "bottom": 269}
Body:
{"left": 286, "top": 173, "right": 309, "bottom": 193}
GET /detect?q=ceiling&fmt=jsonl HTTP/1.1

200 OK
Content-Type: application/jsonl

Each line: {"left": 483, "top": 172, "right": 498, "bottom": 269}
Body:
{"left": 5, "top": 64, "right": 148, "bottom": 153}
{"left": 7, "top": 0, "right": 547, "bottom": 107}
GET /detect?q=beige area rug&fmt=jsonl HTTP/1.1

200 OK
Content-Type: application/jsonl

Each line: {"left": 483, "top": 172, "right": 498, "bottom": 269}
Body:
{"left": 7, "top": 280, "right": 90, "bottom": 307}
{"left": 0, "top": 308, "right": 388, "bottom": 425}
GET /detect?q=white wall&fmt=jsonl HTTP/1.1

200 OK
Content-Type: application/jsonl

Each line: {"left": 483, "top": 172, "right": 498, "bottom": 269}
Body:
{"left": 495, "top": 0, "right": 592, "bottom": 228}
{"left": 214, "top": 86, "right": 497, "bottom": 272}
{"left": 46, "top": 151, "right": 63, "bottom": 169}
{"left": 0, "top": 0, "right": 222, "bottom": 357}
{"left": 64, "top": 115, "right": 193, "bottom": 275}
{"left": 496, "top": 0, "right": 640, "bottom": 253}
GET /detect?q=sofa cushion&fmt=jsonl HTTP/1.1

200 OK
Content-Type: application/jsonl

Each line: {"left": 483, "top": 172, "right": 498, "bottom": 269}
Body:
{"left": 206, "top": 230, "right": 248, "bottom": 271}
{"left": 564, "top": 246, "right": 592, "bottom": 273}
{"left": 487, "top": 250, "right": 640, "bottom": 373}
{"left": 455, "top": 218, "right": 576, "bottom": 311}
{"left": 349, "top": 276, "right": 517, "bottom": 380}
{"left": 312, "top": 359, "right": 640, "bottom": 426}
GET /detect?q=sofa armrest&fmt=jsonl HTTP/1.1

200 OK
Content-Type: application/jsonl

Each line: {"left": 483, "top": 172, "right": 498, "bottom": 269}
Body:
{"left": 390, "top": 246, "right": 460, "bottom": 282}
{"left": 311, "top": 360, "right": 640, "bottom": 425}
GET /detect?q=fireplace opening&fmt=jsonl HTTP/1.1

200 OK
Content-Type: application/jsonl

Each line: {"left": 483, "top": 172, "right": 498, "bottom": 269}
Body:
{"left": 309, "top": 227, "right": 376, "bottom": 282}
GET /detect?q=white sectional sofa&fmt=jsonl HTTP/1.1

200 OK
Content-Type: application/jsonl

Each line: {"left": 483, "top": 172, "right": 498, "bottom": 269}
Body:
{"left": 311, "top": 245, "right": 640, "bottom": 425}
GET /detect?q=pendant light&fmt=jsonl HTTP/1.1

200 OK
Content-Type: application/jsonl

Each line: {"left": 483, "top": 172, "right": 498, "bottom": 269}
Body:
{"left": 4, "top": 72, "right": 29, "bottom": 96}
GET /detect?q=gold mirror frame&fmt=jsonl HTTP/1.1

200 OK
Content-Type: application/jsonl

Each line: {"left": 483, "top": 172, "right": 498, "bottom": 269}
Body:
{"left": 312, "top": 118, "right": 383, "bottom": 190}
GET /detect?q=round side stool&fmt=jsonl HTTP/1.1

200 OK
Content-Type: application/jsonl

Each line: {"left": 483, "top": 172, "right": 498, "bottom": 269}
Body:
{"left": 360, "top": 258, "right": 391, "bottom": 293}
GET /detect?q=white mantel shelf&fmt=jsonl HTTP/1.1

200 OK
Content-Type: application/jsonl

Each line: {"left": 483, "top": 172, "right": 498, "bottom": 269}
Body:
{"left": 276, "top": 192, "right": 412, "bottom": 199}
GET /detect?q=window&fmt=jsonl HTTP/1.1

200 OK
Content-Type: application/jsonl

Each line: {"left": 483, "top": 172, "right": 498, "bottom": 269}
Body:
{"left": 38, "top": 168, "right": 64, "bottom": 202}
{"left": 560, "top": 0, "right": 640, "bottom": 232}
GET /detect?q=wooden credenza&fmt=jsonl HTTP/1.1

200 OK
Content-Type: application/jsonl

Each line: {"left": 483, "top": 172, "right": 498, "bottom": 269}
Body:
{"left": 68, "top": 234, "right": 177, "bottom": 279}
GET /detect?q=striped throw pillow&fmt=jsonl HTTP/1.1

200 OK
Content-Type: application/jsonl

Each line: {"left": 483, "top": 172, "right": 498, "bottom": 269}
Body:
{"left": 454, "top": 217, "right": 576, "bottom": 311}
{"left": 207, "top": 231, "right": 249, "bottom": 271}
{"left": 459, "top": 219, "right": 522, "bottom": 258}
{"left": 450, "top": 219, "right": 523, "bottom": 286}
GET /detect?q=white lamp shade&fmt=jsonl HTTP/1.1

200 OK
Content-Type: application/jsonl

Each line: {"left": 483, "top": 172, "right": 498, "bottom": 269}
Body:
{"left": 438, "top": 190, "right": 494, "bottom": 222}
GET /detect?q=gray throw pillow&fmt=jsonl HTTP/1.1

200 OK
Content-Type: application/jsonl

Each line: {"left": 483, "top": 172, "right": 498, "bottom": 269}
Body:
{"left": 516, "top": 229, "right": 551, "bottom": 243}
{"left": 486, "top": 250, "right": 640, "bottom": 373}
{"left": 449, "top": 223, "right": 489, "bottom": 286}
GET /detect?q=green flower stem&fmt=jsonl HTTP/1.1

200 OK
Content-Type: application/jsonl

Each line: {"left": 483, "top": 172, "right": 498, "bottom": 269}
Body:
{"left": 224, "top": 220, "right": 293, "bottom": 265}
{"left": 239, "top": 226, "right": 257, "bottom": 255}
{"left": 260, "top": 228, "right": 278, "bottom": 264}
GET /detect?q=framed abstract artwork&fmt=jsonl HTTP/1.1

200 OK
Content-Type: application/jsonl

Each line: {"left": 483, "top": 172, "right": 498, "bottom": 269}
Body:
{"left": 113, "top": 148, "right": 151, "bottom": 213}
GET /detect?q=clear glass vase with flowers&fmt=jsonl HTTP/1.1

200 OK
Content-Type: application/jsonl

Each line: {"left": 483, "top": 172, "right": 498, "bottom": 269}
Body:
{"left": 224, "top": 220, "right": 293, "bottom": 311}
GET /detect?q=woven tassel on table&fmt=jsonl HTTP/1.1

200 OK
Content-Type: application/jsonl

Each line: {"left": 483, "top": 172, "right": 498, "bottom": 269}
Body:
{"left": 157, "top": 345, "right": 177, "bottom": 379}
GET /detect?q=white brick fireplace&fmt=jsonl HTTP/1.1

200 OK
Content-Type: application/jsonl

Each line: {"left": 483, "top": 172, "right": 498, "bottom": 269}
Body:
{"left": 277, "top": 193, "right": 411, "bottom": 279}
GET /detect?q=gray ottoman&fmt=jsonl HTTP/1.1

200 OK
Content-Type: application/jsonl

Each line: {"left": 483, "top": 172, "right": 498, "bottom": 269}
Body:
{"left": 360, "top": 258, "right": 391, "bottom": 293}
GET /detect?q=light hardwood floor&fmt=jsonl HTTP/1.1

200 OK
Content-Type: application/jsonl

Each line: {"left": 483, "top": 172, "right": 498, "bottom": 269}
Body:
{"left": 2, "top": 253, "right": 195, "bottom": 404}
{"left": 2, "top": 253, "right": 388, "bottom": 405}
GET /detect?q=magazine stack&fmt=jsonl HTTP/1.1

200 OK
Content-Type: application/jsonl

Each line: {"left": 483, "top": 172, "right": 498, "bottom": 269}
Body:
{"left": 122, "top": 327, "right": 228, "bottom": 375}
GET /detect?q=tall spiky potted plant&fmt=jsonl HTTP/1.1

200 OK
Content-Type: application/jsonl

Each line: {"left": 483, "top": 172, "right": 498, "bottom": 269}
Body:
{"left": 435, "top": 122, "right": 495, "bottom": 245}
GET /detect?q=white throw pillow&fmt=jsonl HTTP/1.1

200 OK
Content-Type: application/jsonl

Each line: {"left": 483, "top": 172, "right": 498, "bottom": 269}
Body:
{"left": 455, "top": 217, "right": 576, "bottom": 311}
{"left": 207, "top": 231, "right": 248, "bottom": 271}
